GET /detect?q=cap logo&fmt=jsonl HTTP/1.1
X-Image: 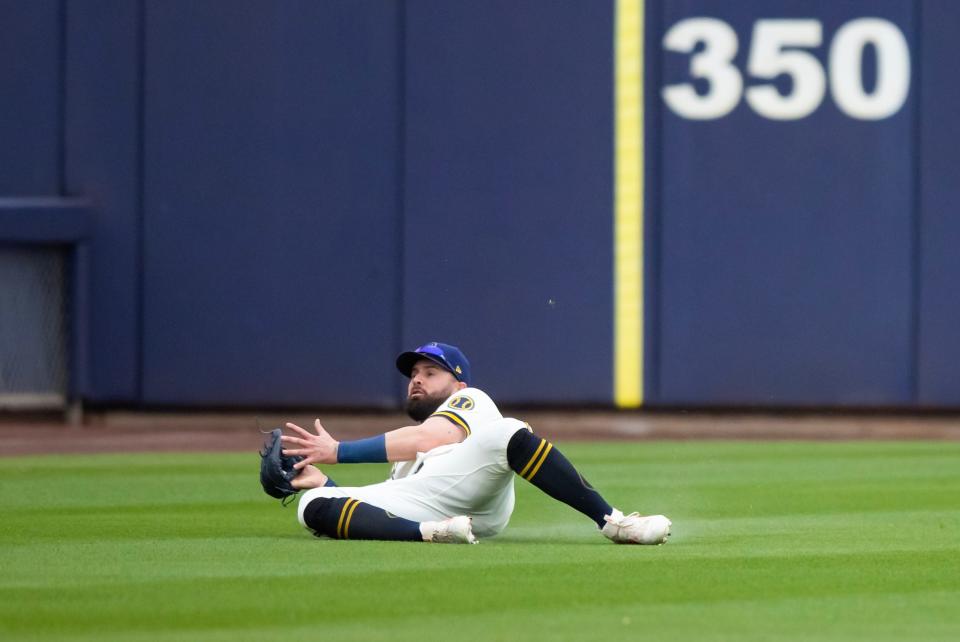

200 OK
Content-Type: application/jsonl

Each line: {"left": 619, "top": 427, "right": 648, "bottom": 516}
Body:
{"left": 448, "top": 395, "right": 474, "bottom": 411}
{"left": 455, "top": 366, "right": 462, "bottom": 374}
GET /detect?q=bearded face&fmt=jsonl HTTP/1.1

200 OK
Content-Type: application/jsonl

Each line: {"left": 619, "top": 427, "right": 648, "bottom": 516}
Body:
{"left": 404, "top": 391, "right": 448, "bottom": 422}
{"left": 405, "top": 359, "right": 463, "bottom": 422}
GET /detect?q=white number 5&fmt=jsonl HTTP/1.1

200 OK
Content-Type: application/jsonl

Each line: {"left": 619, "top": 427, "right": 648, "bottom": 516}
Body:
{"left": 745, "top": 20, "right": 825, "bottom": 120}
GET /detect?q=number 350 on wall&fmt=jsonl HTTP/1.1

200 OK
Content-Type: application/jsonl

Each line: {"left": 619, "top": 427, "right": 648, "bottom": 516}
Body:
{"left": 663, "top": 18, "right": 910, "bottom": 121}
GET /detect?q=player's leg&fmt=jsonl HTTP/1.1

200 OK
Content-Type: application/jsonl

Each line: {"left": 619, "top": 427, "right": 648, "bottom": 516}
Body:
{"left": 506, "top": 427, "right": 670, "bottom": 544}
{"left": 297, "top": 487, "right": 477, "bottom": 544}
{"left": 506, "top": 427, "right": 613, "bottom": 527}
{"left": 261, "top": 429, "right": 475, "bottom": 543}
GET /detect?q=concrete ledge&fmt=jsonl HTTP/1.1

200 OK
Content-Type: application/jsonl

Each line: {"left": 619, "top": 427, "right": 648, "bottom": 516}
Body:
{"left": 0, "top": 393, "right": 66, "bottom": 410}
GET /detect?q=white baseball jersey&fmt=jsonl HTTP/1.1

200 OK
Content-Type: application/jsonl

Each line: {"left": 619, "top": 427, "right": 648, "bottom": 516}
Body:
{"left": 298, "top": 387, "right": 528, "bottom": 537}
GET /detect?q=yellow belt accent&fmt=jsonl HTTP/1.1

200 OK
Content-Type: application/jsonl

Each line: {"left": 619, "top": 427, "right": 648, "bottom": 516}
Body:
{"left": 342, "top": 500, "right": 361, "bottom": 539}
{"left": 519, "top": 439, "right": 548, "bottom": 478}
{"left": 524, "top": 442, "right": 554, "bottom": 481}
{"left": 337, "top": 498, "right": 357, "bottom": 539}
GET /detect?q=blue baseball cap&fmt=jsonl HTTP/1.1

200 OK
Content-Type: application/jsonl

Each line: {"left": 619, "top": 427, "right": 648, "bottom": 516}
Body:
{"left": 396, "top": 341, "right": 471, "bottom": 384}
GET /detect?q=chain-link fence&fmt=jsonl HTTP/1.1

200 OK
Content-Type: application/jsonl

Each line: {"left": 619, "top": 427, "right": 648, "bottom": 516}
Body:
{"left": 0, "top": 246, "right": 68, "bottom": 409}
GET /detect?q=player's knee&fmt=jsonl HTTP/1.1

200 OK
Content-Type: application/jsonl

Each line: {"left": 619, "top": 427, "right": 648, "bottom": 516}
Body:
{"left": 301, "top": 496, "right": 351, "bottom": 538}
{"left": 507, "top": 427, "right": 549, "bottom": 475}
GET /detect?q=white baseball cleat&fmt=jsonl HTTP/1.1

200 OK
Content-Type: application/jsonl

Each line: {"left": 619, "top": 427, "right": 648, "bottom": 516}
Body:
{"left": 602, "top": 509, "right": 672, "bottom": 545}
{"left": 421, "top": 515, "right": 479, "bottom": 544}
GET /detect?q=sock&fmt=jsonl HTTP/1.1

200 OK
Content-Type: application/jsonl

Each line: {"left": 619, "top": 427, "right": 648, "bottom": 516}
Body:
{"left": 324, "top": 477, "right": 337, "bottom": 487}
{"left": 301, "top": 497, "right": 423, "bottom": 541}
{"left": 507, "top": 429, "right": 613, "bottom": 528}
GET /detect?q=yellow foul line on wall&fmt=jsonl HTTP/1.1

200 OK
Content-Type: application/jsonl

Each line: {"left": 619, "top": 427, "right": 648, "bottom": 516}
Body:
{"left": 614, "top": 0, "right": 644, "bottom": 407}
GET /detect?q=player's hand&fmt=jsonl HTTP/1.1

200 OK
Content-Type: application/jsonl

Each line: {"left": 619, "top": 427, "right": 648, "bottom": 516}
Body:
{"left": 281, "top": 419, "right": 339, "bottom": 468}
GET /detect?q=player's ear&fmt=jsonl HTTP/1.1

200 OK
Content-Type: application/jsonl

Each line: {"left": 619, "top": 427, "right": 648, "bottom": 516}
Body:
{"left": 456, "top": 381, "right": 468, "bottom": 390}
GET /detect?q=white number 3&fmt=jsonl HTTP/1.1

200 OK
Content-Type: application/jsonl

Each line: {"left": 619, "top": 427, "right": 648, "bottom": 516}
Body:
{"left": 662, "top": 18, "right": 743, "bottom": 120}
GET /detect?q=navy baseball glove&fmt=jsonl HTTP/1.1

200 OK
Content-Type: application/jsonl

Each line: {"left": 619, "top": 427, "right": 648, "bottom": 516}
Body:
{"left": 259, "top": 428, "right": 303, "bottom": 505}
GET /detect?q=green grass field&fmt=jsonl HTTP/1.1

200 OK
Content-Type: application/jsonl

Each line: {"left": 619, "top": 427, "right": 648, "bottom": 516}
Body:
{"left": 2, "top": 441, "right": 959, "bottom": 641}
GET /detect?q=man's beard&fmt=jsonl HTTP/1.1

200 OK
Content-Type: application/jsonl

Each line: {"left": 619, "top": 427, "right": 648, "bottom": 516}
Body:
{"left": 405, "top": 392, "right": 447, "bottom": 422}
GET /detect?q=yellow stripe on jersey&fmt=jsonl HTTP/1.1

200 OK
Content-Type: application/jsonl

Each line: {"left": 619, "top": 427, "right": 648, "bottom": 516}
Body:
{"left": 342, "top": 499, "right": 361, "bottom": 539}
{"left": 519, "top": 438, "right": 548, "bottom": 478}
{"left": 524, "top": 442, "right": 553, "bottom": 481}
{"left": 337, "top": 498, "right": 358, "bottom": 539}
{"left": 432, "top": 410, "right": 471, "bottom": 437}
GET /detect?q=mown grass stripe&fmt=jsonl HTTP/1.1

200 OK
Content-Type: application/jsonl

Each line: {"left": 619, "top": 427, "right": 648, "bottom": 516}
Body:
{"left": 1, "top": 443, "right": 958, "bottom": 641}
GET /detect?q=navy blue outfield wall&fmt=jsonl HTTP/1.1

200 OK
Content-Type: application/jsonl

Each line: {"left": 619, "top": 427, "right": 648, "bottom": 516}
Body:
{"left": 64, "top": 0, "right": 142, "bottom": 401}
{"left": 644, "top": 0, "right": 959, "bottom": 408}
{"left": 402, "top": 1, "right": 614, "bottom": 404}
{"left": 140, "top": 1, "right": 405, "bottom": 407}
{"left": 917, "top": 0, "right": 960, "bottom": 406}
{"left": 136, "top": 0, "right": 613, "bottom": 407}
{"left": 0, "top": 0, "right": 61, "bottom": 196}
{"left": 1, "top": 1, "right": 959, "bottom": 409}
{"left": 647, "top": 1, "right": 916, "bottom": 406}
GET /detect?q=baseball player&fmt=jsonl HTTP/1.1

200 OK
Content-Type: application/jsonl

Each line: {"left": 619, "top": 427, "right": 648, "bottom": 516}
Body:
{"left": 260, "top": 341, "right": 671, "bottom": 545}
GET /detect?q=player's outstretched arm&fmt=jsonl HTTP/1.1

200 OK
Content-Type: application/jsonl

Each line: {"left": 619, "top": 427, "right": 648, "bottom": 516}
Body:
{"left": 383, "top": 415, "right": 466, "bottom": 461}
{"left": 282, "top": 416, "right": 464, "bottom": 469}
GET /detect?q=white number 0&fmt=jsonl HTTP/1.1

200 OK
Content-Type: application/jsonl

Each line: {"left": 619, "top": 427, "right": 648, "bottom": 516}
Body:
{"left": 662, "top": 17, "right": 910, "bottom": 121}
